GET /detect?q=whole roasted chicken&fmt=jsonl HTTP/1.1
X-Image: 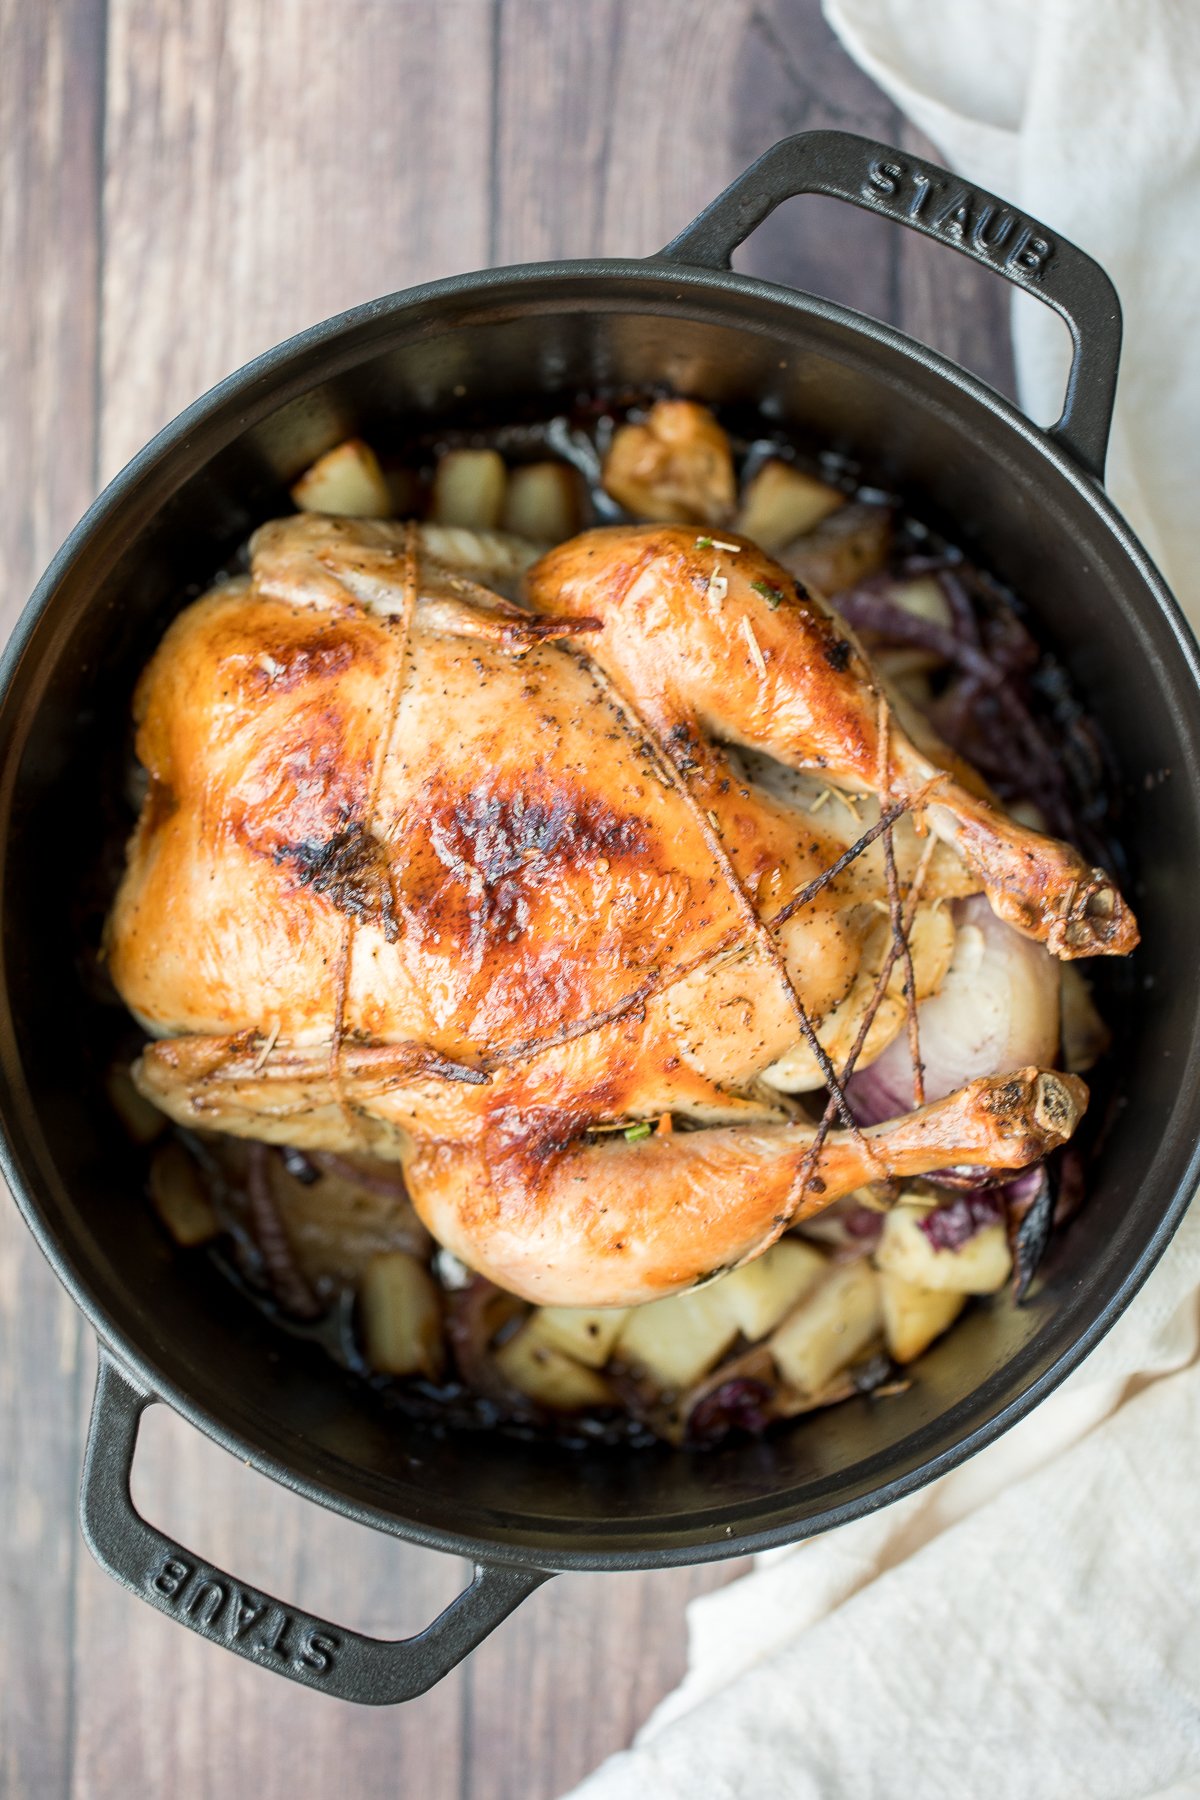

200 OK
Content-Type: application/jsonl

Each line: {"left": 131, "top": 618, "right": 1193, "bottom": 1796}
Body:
{"left": 107, "top": 510, "right": 1135, "bottom": 1307}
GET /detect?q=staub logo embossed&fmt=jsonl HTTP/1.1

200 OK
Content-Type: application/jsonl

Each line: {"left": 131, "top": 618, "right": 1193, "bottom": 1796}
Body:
{"left": 151, "top": 1554, "right": 340, "bottom": 1675}
{"left": 863, "top": 157, "right": 1054, "bottom": 278}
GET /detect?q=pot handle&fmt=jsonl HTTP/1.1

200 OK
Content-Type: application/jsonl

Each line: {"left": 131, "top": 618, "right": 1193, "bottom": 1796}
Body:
{"left": 659, "top": 129, "right": 1120, "bottom": 481}
{"left": 80, "top": 1350, "right": 550, "bottom": 1704}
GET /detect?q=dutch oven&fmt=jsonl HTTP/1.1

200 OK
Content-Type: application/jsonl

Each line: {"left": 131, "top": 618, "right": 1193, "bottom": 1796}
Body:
{"left": 3, "top": 130, "right": 1199, "bottom": 1705}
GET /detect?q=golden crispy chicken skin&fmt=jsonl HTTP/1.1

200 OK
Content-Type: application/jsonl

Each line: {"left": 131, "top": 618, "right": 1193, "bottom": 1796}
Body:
{"left": 532, "top": 526, "right": 1138, "bottom": 960}
{"left": 107, "top": 515, "right": 1121, "bottom": 1306}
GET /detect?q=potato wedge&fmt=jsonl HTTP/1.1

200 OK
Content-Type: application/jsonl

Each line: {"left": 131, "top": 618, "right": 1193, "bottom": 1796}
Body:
{"left": 602, "top": 399, "right": 736, "bottom": 525}
{"left": 531, "top": 1305, "right": 630, "bottom": 1369}
{"left": 107, "top": 1063, "right": 166, "bottom": 1145}
{"left": 359, "top": 1251, "right": 445, "bottom": 1379}
{"left": 1061, "top": 964, "right": 1111, "bottom": 1073}
{"left": 735, "top": 460, "right": 844, "bottom": 552}
{"left": 149, "top": 1140, "right": 219, "bottom": 1247}
{"left": 495, "top": 1324, "right": 617, "bottom": 1410}
{"left": 879, "top": 1272, "right": 966, "bottom": 1363}
{"left": 782, "top": 501, "right": 892, "bottom": 596}
{"left": 874, "top": 1203, "right": 1012, "bottom": 1295}
{"left": 864, "top": 578, "right": 956, "bottom": 692}
{"left": 615, "top": 1283, "right": 741, "bottom": 1390}
{"left": 876, "top": 652, "right": 935, "bottom": 711}
{"left": 1008, "top": 798, "right": 1049, "bottom": 833}
{"left": 430, "top": 448, "right": 508, "bottom": 530}
{"left": 890, "top": 574, "right": 953, "bottom": 630}
{"left": 290, "top": 438, "right": 392, "bottom": 517}
{"left": 501, "top": 461, "right": 582, "bottom": 544}
{"left": 717, "top": 1239, "right": 827, "bottom": 1341}
{"left": 197, "top": 1137, "right": 427, "bottom": 1287}
{"left": 768, "top": 1259, "right": 882, "bottom": 1395}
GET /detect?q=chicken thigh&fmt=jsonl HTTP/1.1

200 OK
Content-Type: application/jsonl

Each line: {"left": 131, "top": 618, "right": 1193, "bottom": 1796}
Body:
{"left": 108, "top": 514, "right": 1114, "bottom": 1306}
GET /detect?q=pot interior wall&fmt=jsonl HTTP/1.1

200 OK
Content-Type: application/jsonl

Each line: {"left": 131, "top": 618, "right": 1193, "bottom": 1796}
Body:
{"left": 3, "top": 273, "right": 1199, "bottom": 1563}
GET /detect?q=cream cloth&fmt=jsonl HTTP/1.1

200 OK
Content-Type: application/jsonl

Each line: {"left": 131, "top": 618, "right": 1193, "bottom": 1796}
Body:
{"left": 565, "top": 4, "right": 1200, "bottom": 1794}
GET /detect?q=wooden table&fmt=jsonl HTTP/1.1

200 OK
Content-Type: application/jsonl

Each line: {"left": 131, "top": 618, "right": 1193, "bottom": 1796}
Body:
{"left": 0, "top": 4, "right": 1014, "bottom": 1794}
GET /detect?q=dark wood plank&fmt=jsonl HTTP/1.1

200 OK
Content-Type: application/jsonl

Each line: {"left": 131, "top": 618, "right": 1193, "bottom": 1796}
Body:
{"left": 460, "top": 1562, "right": 746, "bottom": 1800}
{"left": 0, "top": 3, "right": 104, "bottom": 1797}
{"left": 97, "top": 0, "right": 497, "bottom": 479}
{"left": 492, "top": 0, "right": 746, "bottom": 263}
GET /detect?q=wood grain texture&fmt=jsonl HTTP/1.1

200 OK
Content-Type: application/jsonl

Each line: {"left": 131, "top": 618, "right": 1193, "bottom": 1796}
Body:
{"left": 0, "top": 3, "right": 1017, "bottom": 1797}
{"left": 730, "top": 1, "right": 1016, "bottom": 400}
{"left": 0, "top": 0, "right": 103, "bottom": 617}
{"left": 730, "top": 0, "right": 903, "bottom": 321}
{"left": 0, "top": 4, "right": 103, "bottom": 1798}
{"left": 492, "top": 0, "right": 742, "bottom": 263}
{"left": 98, "top": 0, "right": 496, "bottom": 479}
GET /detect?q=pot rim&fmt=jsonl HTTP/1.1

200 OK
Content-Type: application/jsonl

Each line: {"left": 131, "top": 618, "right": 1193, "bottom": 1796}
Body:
{"left": 4, "top": 253, "right": 1200, "bottom": 1572}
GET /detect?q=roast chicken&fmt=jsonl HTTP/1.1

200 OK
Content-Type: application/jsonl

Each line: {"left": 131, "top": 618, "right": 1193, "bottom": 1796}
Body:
{"left": 107, "top": 513, "right": 1133, "bottom": 1307}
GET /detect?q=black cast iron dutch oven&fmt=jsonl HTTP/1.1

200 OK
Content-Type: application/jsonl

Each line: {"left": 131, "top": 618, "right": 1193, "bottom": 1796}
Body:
{"left": 3, "top": 131, "right": 1200, "bottom": 1705}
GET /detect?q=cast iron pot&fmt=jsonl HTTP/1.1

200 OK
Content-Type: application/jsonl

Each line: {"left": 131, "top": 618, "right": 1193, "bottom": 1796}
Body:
{"left": 3, "top": 130, "right": 1200, "bottom": 1705}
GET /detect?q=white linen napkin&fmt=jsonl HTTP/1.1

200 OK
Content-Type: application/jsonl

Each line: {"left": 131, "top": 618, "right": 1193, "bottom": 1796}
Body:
{"left": 564, "top": 5, "right": 1200, "bottom": 1794}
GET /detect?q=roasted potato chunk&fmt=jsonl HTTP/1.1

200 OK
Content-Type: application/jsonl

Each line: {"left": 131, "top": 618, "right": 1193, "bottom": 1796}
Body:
{"left": 496, "top": 1318, "right": 617, "bottom": 1410}
{"left": 716, "top": 1239, "right": 827, "bottom": 1339}
{"left": 430, "top": 448, "right": 508, "bottom": 530}
{"left": 290, "top": 438, "right": 392, "bottom": 518}
{"left": 107, "top": 1063, "right": 166, "bottom": 1145}
{"left": 879, "top": 1272, "right": 966, "bottom": 1363}
{"left": 615, "top": 1282, "right": 740, "bottom": 1389}
{"left": 874, "top": 1203, "right": 1012, "bottom": 1294}
{"left": 502, "top": 461, "right": 583, "bottom": 543}
{"left": 530, "top": 1305, "right": 630, "bottom": 1369}
{"left": 1061, "top": 965, "right": 1112, "bottom": 1073}
{"left": 781, "top": 501, "right": 892, "bottom": 595}
{"left": 360, "top": 1251, "right": 445, "bottom": 1379}
{"left": 736, "top": 460, "right": 844, "bottom": 552}
{"left": 768, "top": 1259, "right": 882, "bottom": 1394}
{"left": 602, "top": 399, "right": 736, "bottom": 524}
{"left": 149, "top": 1141, "right": 218, "bottom": 1247}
